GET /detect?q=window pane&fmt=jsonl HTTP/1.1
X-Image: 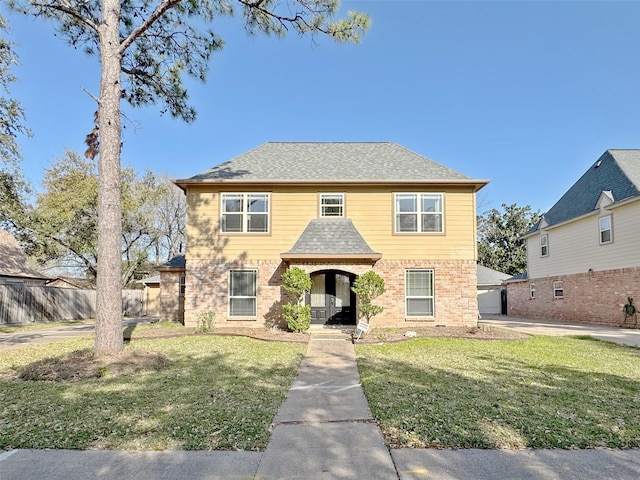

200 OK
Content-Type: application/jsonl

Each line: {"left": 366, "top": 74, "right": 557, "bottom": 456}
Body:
{"left": 421, "top": 195, "right": 442, "bottom": 213}
{"left": 335, "top": 274, "right": 351, "bottom": 307}
{"left": 397, "top": 213, "right": 417, "bottom": 232}
{"left": 230, "top": 271, "right": 256, "bottom": 296}
{"left": 601, "top": 230, "right": 611, "bottom": 243}
{"left": 396, "top": 194, "right": 417, "bottom": 213}
{"left": 230, "top": 298, "right": 256, "bottom": 316}
{"left": 311, "top": 274, "right": 326, "bottom": 307}
{"left": 223, "top": 196, "right": 243, "bottom": 213}
{"left": 406, "top": 270, "right": 431, "bottom": 296}
{"left": 248, "top": 213, "right": 268, "bottom": 232}
{"left": 421, "top": 213, "right": 443, "bottom": 232}
{"left": 322, "top": 205, "right": 343, "bottom": 216}
{"left": 407, "top": 298, "right": 433, "bottom": 316}
{"left": 248, "top": 195, "right": 268, "bottom": 212}
{"left": 223, "top": 214, "right": 243, "bottom": 232}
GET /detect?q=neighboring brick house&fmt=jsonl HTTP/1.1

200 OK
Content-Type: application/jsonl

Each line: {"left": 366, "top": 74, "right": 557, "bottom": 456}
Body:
{"left": 507, "top": 150, "right": 640, "bottom": 325}
{"left": 174, "top": 142, "right": 489, "bottom": 328}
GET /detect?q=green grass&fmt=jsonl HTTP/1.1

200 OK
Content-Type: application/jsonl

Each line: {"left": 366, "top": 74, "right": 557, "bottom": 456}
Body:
{"left": 357, "top": 336, "right": 640, "bottom": 449}
{"left": 0, "top": 335, "right": 305, "bottom": 451}
{"left": 0, "top": 319, "right": 94, "bottom": 334}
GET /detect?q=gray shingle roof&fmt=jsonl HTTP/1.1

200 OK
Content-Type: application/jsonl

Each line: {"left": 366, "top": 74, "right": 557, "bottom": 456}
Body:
{"left": 0, "top": 229, "right": 49, "bottom": 280}
{"left": 178, "top": 142, "right": 489, "bottom": 186}
{"left": 477, "top": 264, "right": 510, "bottom": 286}
{"left": 282, "top": 219, "right": 381, "bottom": 260}
{"left": 156, "top": 255, "right": 185, "bottom": 271}
{"left": 532, "top": 150, "right": 640, "bottom": 231}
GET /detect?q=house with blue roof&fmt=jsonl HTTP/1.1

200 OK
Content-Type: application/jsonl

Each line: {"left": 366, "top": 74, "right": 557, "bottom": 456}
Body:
{"left": 172, "top": 142, "right": 489, "bottom": 329}
{"left": 507, "top": 150, "right": 640, "bottom": 325}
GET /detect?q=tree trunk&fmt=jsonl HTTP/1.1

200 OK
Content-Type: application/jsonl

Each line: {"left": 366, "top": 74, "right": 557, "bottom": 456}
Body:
{"left": 94, "top": 0, "right": 124, "bottom": 355}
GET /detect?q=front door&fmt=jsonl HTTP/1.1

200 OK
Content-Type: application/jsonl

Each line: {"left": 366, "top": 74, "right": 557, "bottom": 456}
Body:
{"left": 309, "top": 271, "right": 356, "bottom": 325}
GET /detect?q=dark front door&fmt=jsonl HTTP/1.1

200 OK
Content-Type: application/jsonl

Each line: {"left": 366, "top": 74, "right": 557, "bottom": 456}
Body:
{"left": 309, "top": 271, "right": 356, "bottom": 325}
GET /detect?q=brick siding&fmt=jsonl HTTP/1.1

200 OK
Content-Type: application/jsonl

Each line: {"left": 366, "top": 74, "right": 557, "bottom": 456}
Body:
{"left": 506, "top": 266, "right": 640, "bottom": 326}
{"left": 184, "top": 258, "right": 479, "bottom": 328}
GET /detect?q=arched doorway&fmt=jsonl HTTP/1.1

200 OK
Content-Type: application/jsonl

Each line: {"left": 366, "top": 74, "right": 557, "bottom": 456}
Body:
{"left": 308, "top": 270, "right": 356, "bottom": 325}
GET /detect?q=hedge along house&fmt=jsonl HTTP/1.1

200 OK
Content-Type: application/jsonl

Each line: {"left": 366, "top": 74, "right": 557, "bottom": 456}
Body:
{"left": 174, "top": 142, "right": 489, "bottom": 329}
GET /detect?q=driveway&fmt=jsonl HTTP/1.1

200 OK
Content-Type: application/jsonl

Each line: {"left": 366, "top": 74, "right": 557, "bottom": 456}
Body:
{"left": 480, "top": 314, "right": 640, "bottom": 348}
{"left": 0, "top": 318, "right": 158, "bottom": 351}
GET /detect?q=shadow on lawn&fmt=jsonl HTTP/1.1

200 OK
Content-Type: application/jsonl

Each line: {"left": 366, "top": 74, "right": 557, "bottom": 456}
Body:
{"left": 357, "top": 338, "right": 640, "bottom": 449}
{"left": 0, "top": 336, "right": 304, "bottom": 452}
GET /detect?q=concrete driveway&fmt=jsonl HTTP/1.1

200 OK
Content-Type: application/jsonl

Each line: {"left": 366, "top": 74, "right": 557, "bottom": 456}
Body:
{"left": 479, "top": 314, "right": 640, "bottom": 347}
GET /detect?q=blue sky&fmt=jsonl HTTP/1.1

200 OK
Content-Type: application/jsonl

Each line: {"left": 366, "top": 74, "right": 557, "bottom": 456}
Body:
{"left": 4, "top": 0, "right": 640, "bottom": 214}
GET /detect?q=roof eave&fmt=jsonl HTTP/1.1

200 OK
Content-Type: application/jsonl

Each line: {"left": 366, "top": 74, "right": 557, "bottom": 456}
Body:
{"left": 176, "top": 178, "right": 490, "bottom": 191}
{"left": 280, "top": 253, "right": 383, "bottom": 262}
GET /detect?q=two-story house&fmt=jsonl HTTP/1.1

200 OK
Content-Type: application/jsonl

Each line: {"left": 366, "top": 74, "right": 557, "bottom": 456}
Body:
{"left": 171, "top": 142, "right": 488, "bottom": 328}
{"left": 507, "top": 149, "right": 640, "bottom": 325}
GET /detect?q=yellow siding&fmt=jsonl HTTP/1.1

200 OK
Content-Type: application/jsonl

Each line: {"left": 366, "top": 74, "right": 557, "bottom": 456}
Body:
{"left": 186, "top": 185, "right": 478, "bottom": 261}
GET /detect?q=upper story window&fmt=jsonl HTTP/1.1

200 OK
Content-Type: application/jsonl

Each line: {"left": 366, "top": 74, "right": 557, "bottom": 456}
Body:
{"left": 540, "top": 234, "right": 548, "bottom": 257}
{"left": 320, "top": 193, "right": 344, "bottom": 217}
{"left": 599, "top": 215, "right": 612, "bottom": 244}
{"left": 395, "top": 193, "right": 444, "bottom": 233}
{"left": 221, "top": 193, "right": 270, "bottom": 233}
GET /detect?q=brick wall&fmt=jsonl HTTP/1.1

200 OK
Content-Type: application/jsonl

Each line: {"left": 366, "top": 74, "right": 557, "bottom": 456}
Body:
{"left": 159, "top": 271, "right": 183, "bottom": 324}
{"left": 506, "top": 266, "right": 640, "bottom": 326}
{"left": 184, "top": 258, "right": 479, "bottom": 328}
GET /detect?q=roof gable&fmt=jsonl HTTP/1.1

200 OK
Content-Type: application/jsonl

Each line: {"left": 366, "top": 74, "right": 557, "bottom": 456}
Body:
{"left": 0, "top": 229, "right": 49, "bottom": 280}
{"left": 178, "top": 142, "right": 488, "bottom": 188}
{"left": 540, "top": 150, "right": 640, "bottom": 228}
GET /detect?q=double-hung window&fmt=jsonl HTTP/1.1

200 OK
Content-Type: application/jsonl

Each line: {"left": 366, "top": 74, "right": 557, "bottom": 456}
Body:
{"left": 320, "top": 193, "right": 344, "bottom": 217}
{"left": 221, "top": 193, "right": 269, "bottom": 233}
{"left": 229, "top": 269, "right": 257, "bottom": 317}
{"left": 553, "top": 281, "right": 564, "bottom": 299}
{"left": 405, "top": 269, "right": 435, "bottom": 317}
{"left": 540, "top": 234, "right": 548, "bottom": 257}
{"left": 395, "top": 193, "right": 444, "bottom": 233}
{"left": 599, "top": 215, "right": 612, "bottom": 244}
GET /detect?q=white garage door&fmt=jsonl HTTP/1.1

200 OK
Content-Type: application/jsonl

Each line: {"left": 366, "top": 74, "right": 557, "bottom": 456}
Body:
{"left": 477, "top": 288, "right": 503, "bottom": 314}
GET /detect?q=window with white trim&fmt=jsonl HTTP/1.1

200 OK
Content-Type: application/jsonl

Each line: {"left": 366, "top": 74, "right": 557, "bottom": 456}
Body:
{"left": 395, "top": 193, "right": 444, "bottom": 233}
{"left": 553, "top": 281, "right": 564, "bottom": 299}
{"left": 530, "top": 283, "right": 536, "bottom": 299}
{"left": 229, "top": 270, "right": 257, "bottom": 317}
{"left": 540, "top": 234, "right": 548, "bottom": 257}
{"left": 221, "top": 193, "right": 269, "bottom": 233}
{"left": 405, "top": 269, "right": 435, "bottom": 317}
{"left": 599, "top": 215, "right": 612, "bottom": 244}
{"left": 320, "top": 193, "right": 344, "bottom": 217}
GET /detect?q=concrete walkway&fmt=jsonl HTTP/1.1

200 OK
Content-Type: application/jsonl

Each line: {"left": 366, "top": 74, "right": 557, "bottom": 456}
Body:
{"left": 2, "top": 322, "right": 640, "bottom": 479}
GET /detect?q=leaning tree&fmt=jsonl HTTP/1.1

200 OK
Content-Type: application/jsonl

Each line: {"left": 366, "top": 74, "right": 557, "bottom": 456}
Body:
{"left": 9, "top": 0, "right": 370, "bottom": 354}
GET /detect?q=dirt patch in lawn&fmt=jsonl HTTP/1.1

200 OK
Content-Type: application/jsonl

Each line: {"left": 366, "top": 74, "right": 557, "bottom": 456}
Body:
{"left": 7, "top": 348, "right": 171, "bottom": 382}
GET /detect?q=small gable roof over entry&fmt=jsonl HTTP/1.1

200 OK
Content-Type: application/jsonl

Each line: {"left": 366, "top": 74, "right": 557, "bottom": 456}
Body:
{"left": 176, "top": 142, "right": 489, "bottom": 189}
{"left": 282, "top": 219, "right": 381, "bottom": 262}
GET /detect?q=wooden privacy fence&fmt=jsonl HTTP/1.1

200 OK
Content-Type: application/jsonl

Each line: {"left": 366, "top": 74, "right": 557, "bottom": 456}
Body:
{"left": 0, "top": 285, "right": 144, "bottom": 324}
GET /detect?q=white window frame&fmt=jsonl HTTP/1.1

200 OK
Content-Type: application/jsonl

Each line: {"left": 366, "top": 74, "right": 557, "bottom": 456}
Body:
{"left": 319, "top": 193, "right": 345, "bottom": 217}
{"left": 530, "top": 283, "right": 536, "bottom": 299}
{"left": 599, "top": 215, "right": 612, "bottom": 244}
{"left": 221, "top": 193, "right": 270, "bottom": 233}
{"left": 540, "top": 234, "right": 548, "bottom": 257}
{"left": 405, "top": 269, "right": 435, "bottom": 317}
{"left": 553, "top": 281, "right": 564, "bottom": 299}
{"left": 228, "top": 269, "right": 258, "bottom": 318}
{"left": 394, "top": 193, "right": 444, "bottom": 234}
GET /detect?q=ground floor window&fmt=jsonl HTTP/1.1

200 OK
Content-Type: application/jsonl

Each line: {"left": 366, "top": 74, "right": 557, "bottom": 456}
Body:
{"left": 229, "top": 269, "right": 257, "bottom": 317}
{"left": 405, "top": 269, "right": 434, "bottom": 316}
{"left": 553, "top": 280, "right": 564, "bottom": 299}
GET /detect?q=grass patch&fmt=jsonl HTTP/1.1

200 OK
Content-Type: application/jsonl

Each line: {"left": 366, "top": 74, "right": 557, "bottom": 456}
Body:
{"left": 0, "top": 320, "right": 93, "bottom": 334}
{"left": 357, "top": 336, "right": 640, "bottom": 449}
{"left": 0, "top": 335, "right": 305, "bottom": 451}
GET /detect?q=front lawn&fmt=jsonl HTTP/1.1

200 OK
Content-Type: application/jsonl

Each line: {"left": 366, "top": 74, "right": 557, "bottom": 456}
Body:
{"left": 357, "top": 336, "right": 640, "bottom": 449}
{"left": 0, "top": 335, "right": 305, "bottom": 451}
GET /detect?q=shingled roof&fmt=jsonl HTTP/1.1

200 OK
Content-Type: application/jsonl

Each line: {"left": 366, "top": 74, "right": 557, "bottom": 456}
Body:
{"left": 0, "top": 229, "right": 49, "bottom": 281}
{"left": 282, "top": 219, "right": 381, "bottom": 261}
{"left": 176, "top": 142, "right": 489, "bottom": 188}
{"left": 528, "top": 150, "right": 640, "bottom": 233}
